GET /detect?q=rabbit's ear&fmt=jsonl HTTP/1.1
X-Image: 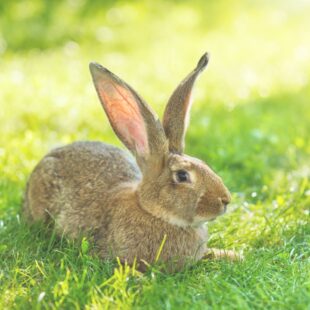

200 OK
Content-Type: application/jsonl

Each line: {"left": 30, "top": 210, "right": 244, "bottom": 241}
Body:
{"left": 162, "top": 53, "right": 209, "bottom": 153}
{"left": 89, "top": 63, "right": 167, "bottom": 164}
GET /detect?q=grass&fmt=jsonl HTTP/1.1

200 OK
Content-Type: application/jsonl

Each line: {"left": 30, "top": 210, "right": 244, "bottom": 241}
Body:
{"left": 0, "top": 1, "right": 310, "bottom": 309}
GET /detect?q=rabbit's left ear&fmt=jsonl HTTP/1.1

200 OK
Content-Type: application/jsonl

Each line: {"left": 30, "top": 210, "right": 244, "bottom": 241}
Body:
{"left": 162, "top": 53, "right": 209, "bottom": 154}
{"left": 89, "top": 63, "right": 167, "bottom": 167}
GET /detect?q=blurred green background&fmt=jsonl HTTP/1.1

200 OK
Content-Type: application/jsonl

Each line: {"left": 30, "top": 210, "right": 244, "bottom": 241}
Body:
{"left": 1, "top": 0, "right": 309, "bottom": 190}
{"left": 0, "top": 0, "right": 309, "bottom": 308}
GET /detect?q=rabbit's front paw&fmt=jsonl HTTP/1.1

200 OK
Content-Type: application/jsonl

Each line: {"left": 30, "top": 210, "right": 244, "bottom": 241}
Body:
{"left": 203, "top": 248, "right": 244, "bottom": 261}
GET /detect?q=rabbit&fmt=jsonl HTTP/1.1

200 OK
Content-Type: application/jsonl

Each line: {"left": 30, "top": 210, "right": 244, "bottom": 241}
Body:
{"left": 23, "top": 52, "right": 240, "bottom": 271}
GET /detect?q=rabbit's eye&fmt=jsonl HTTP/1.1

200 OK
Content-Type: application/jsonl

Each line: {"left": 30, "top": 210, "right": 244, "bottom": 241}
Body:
{"left": 175, "top": 170, "right": 190, "bottom": 183}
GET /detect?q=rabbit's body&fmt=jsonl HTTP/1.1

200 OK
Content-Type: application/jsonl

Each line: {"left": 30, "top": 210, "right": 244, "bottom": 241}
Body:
{"left": 24, "top": 141, "right": 207, "bottom": 268}
{"left": 24, "top": 53, "right": 237, "bottom": 271}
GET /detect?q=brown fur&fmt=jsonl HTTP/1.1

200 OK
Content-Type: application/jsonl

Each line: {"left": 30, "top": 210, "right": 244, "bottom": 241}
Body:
{"left": 23, "top": 53, "right": 241, "bottom": 271}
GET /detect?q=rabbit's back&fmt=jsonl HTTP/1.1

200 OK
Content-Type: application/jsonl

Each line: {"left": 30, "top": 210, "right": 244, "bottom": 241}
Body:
{"left": 23, "top": 141, "right": 141, "bottom": 236}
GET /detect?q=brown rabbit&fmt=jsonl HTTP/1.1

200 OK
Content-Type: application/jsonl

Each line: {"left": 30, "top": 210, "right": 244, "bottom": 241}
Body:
{"left": 23, "top": 53, "right": 239, "bottom": 271}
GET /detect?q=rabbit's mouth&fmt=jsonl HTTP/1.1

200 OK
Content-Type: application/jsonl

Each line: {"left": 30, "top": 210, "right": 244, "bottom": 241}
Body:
{"left": 223, "top": 204, "right": 227, "bottom": 213}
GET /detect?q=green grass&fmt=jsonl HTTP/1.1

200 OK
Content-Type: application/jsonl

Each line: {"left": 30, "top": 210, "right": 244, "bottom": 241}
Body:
{"left": 0, "top": 1, "right": 310, "bottom": 309}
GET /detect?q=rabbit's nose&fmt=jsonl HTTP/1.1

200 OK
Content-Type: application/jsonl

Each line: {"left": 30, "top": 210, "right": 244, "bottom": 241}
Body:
{"left": 220, "top": 195, "right": 231, "bottom": 207}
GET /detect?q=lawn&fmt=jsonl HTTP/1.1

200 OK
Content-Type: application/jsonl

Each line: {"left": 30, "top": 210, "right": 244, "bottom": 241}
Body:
{"left": 0, "top": 1, "right": 309, "bottom": 309}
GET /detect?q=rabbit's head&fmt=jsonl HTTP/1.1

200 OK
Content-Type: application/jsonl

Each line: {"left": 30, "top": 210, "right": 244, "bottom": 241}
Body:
{"left": 90, "top": 53, "right": 231, "bottom": 227}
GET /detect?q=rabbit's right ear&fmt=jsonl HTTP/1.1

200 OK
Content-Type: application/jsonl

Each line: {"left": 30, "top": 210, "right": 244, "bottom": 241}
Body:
{"left": 162, "top": 53, "right": 209, "bottom": 154}
{"left": 89, "top": 63, "right": 167, "bottom": 167}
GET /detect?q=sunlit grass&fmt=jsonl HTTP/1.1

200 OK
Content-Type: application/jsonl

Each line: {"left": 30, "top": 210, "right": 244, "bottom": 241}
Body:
{"left": 0, "top": 0, "right": 309, "bottom": 309}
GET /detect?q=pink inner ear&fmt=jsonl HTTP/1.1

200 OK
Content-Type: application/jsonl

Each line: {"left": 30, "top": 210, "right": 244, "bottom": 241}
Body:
{"left": 98, "top": 81, "right": 149, "bottom": 155}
